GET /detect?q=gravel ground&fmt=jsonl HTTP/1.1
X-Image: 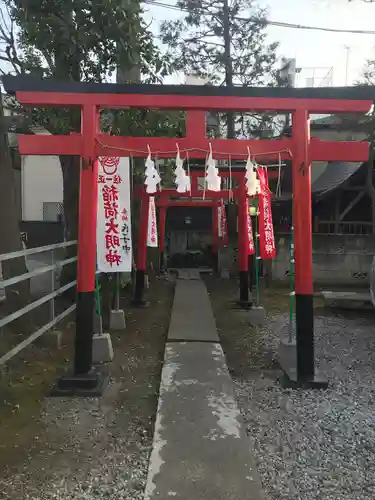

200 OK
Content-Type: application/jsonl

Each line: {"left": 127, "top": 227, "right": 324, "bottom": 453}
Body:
{"left": 205, "top": 276, "right": 375, "bottom": 500}
{"left": 0, "top": 275, "right": 174, "bottom": 500}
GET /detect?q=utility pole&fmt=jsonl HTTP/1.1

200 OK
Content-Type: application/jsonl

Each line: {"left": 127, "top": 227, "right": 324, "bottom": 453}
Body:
{"left": 223, "top": 0, "right": 234, "bottom": 139}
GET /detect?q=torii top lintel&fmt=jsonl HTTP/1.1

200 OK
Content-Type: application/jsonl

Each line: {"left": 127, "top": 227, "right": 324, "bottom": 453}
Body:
{"left": 2, "top": 76, "right": 374, "bottom": 163}
{"left": 3, "top": 75, "right": 375, "bottom": 113}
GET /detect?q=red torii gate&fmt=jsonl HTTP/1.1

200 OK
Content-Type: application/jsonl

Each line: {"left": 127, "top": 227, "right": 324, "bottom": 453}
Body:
{"left": 3, "top": 76, "right": 372, "bottom": 394}
{"left": 134, "top": 164, "right": 276, "bottom": 304}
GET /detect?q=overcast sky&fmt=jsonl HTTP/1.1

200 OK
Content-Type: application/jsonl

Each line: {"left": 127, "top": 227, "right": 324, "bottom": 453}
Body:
{"left": 144, "top": 0, "right": 375, "bottom": 86}
{"left": 1, "top": 0, "right": 375, "bottom": 87}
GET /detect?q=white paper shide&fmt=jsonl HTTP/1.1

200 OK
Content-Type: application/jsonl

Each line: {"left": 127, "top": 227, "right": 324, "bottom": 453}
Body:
{"left": 245, "top": 150, "right": 260, "bottom": 196}
{"left": 97, "top": 157, "right": 132, "bottom": 272}
{"left": 147, "top": 196, "right": 158, "bottom": 247}
{"left": 205, "top": 145, "right": 221, "bottom": 192}
{"left": 145, "top": 150, "right": 161, "bottom": 194}
{"left": 174, "top": 147, "right": 191, "bottom": 193}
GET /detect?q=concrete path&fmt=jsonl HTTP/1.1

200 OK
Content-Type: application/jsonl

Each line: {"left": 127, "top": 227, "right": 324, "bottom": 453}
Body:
{"left": 176, "top": 268, "right": 202, "bottom": 280}
{"left": 168, "top": 279, "right": 219, "bottom": 342}
{"left": 144, "top": 272, "right": 265, "bottom": 500}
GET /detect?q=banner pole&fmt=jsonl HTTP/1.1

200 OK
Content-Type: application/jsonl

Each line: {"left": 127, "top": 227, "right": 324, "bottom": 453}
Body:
{"left": 115, "top": 272, "right": 120, "bottom": 311}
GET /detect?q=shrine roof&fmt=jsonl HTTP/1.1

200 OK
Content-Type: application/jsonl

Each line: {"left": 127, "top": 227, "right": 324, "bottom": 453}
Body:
{"left": 3, "top": 75, "right": 375, "bottom": 101}
{"left": 277, "top": 161, "right": 364, "bottom": 201}
{"left": 310, "top": 113, "right": 371, "bottom": 131}
{"left": 312, "top": 161, "right": 363, "bottom": 196}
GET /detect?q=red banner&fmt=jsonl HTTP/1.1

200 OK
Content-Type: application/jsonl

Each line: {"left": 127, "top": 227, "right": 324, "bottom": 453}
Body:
{"left": 219, "top": 200, "right": 229, "bottom": 247}
{"left": 147, "top": 197, "right": 158, "bottom": 247}
{"left": 246, "top": 198, "right": 255, "bottom": 255}
{"left": 257, "top": 167, "right": 276, "bottom": 259}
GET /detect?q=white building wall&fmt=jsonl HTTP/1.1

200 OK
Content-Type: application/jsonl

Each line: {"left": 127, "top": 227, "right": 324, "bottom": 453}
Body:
{"left": 22, "top": 154, "right": 63, "bottom": 221}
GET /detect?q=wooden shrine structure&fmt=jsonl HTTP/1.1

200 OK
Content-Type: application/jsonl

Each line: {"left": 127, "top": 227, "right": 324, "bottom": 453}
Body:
{"left": 3, "top": 75, "right": 374, "bottom": 393}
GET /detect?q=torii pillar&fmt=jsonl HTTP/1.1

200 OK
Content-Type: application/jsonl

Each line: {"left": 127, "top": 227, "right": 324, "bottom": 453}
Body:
{"left": 290, "top": 109, "right": 317, "bottom": 385}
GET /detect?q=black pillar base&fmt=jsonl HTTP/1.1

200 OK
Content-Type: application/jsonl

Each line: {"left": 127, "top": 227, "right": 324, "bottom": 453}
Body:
{"left": 233, "top": 299, "right": 253, "bottom": 310}
{"left": 131, "top": 269, "right": 149, "bottom": 307}
{"left": 74, "top": 291, "right": 95, "bottom": 375}
{"left": 277, "top": 293, "right": 328, "bottom": 390}
{"left": 51, "top": 371, "right": 109, "bottom": 397}
{"left": 235, "top": 270, "right": 252, "bottom": 308}
{"left": 213, "top": 252, "right": 218, "bottom": 274}
{"left": 248, "top": 254, "right": 254, "bottom": 292}
{"left": 296, "top": 293, "right": 315, "bottom": 380}
{"left": 50, "top": 290, "right": 109, "bottom": 397}
{"left": 279, "top": 372, "right": 328, "bottom": 390}
{"left": 130, "top": 299, "right": 150, "bottom": 308}
{"left": 159, "top": 251, "right": 166, "bottom": 274}
{"left": 278, "top": 336, "right": 328, "bottom": 389}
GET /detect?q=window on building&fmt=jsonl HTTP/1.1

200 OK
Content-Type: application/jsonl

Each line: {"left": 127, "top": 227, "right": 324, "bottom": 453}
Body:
{"left": 43, "top": 202, "right": 64, "bottom": 222}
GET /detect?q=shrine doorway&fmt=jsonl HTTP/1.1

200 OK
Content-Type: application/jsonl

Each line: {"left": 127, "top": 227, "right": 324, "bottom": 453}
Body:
{"left": 165, "top": 204, "right": 214, "bottom": 269}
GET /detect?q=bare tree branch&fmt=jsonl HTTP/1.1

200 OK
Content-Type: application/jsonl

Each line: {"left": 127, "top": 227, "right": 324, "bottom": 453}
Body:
{"left": 39, "top": 48, "right": 55, "bottom": 72}
{"left": 0, "top": 7, "right": 24, "bottom": 75}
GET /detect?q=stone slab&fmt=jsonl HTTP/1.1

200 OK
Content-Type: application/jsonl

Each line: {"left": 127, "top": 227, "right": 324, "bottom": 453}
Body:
{"left": 220, "top": 268, "right": 230, "bottom": 279}
{"left": 109, "top": 309, "right": 126, "bottom": 330}
{"left": 92, "top": 333, "right": 113, "bottom": 364}
{"left": 321, "top": 291, "right": 373, "bottom": 310}
{"left": 168, "top": 280, "right": 219, "bottom": 342}
{"left": 37, "top": 329, "right": 63, "bottom": 350}
{"left": 232, "top": 305, "right": 266, "bottom": 326}
{"left": 248, "top": 306, "right": 266, "bottom": 326}
{"left": 144, "top": 342, "right": 265, "bottom": 500}
{"left": 278, "top": 335, "right": 297, "bottom": 375}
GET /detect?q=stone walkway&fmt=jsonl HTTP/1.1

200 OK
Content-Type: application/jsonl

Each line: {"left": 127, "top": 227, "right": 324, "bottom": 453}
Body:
{"left": 144, "top": 271, "right": 265, "bottom": 500}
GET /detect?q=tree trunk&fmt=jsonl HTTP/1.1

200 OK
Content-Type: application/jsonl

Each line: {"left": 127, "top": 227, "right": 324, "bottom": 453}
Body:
{"left": 367, "top": 119, "right": 375, "bottom": 235}
{"left": 53, "top": 15, "right": 81, "bottom": 295}
{"left": 59, "top": 154, "right": 80, "bottom": 297}
{"left": 223, "top": 0, "right": 234, "bottom": 139}
{"left": 0, "top": 92, "right": 30, "bottom": 326}
{"left": 117, "top": 0, "right": 141, "bottom": 85}
{"left": 366, "top": 159, "right": 375, "bottom": 235}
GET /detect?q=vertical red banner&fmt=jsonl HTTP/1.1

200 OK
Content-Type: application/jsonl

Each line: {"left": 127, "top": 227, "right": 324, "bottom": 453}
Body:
{"left": 219, "top": 200, "right": 229, "bottom": 247}
{"left": 247, "top": 198, "right": 255, "bottom": 255}
{"left": 257, "top": 167, "right": 276, "bottom": 259}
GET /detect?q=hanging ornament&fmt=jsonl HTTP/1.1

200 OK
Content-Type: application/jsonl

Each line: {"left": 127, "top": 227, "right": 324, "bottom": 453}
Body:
{"left": 144, "top": 146, "right": 161, "bottom": 194}
{"left": 205, "top": 143, "right": 221, "bottom": 192}
{"left": 174, "top": 144, "right": 191, "bottom": 193}
{"left": 245, "top": 148, "right": 260, "bottom": 196}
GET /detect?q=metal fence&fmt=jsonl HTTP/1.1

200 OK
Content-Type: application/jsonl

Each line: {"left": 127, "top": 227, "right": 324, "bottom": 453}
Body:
{"left": 0, "top": 240, "right": 77, "bottom": 366}
{"left": 316, "top": 221, "right": 373, "bottom": 235}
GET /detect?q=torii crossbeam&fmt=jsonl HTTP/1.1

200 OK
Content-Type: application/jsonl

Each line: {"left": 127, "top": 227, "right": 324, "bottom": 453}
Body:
{"left": 3, "top": 75, "right": 373, "bottom": 393}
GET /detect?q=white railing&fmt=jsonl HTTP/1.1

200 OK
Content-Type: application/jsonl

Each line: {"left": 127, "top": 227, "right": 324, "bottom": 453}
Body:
{"left": 0, "top": 240, "right": 78, "bottom": 366}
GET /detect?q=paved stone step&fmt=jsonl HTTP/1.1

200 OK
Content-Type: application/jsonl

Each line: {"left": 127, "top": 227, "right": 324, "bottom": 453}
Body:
{"left": 144, "top": 342, "right": 265, "bottom": 500}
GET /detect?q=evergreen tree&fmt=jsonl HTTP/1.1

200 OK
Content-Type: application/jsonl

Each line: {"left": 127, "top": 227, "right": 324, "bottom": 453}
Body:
{"left": 160, "top": 0, "right": 284, "bottom": 138}
{"left": 161, "top": 0, "right": 279, "bottom": 86}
